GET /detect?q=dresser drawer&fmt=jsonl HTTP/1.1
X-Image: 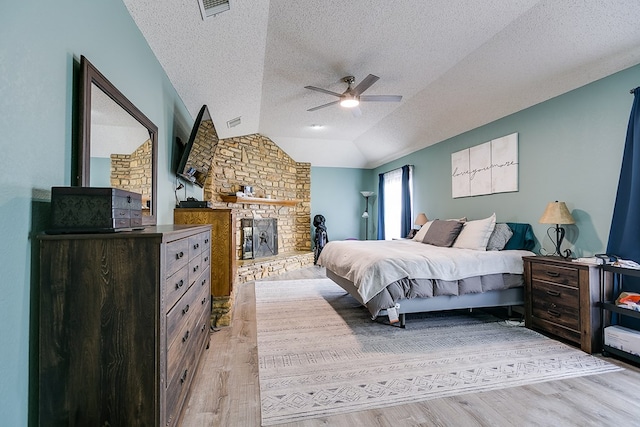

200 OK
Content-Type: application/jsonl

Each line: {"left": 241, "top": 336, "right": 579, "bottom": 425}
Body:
{"left": 531, "top": 262, "right": 578, "bottom": 287}
{"left": 165, "top": 265, "right": 189, "bottom": 311}
{"left": 167, "top": 271, "right": 211, "bottom": 378}
{"left": 189, "top": 253, "right": 203, "bottom": 286}
{"left": 531, "top": 280, "right": 579, "bottom": 330}
{"left": 201, "top": 231, "right": 210, "bottom": 255}
{"left": 188, "top": 233, "right": 203, "bottom": 259}
{"left": 166, "top": 238, "right": 190, "bottom": 278}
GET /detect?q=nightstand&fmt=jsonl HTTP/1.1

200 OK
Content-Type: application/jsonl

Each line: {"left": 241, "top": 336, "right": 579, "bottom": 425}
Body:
{"left": 523, "top": 256, "right": 610, "bottom": 354}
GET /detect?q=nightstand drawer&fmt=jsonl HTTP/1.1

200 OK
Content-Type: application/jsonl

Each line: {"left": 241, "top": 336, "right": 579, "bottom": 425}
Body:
{"left": 531, "top": 280, "right": 579, "bottom": 330}
{"left": 531, "top": 262, "right": 578, "bottom": 287}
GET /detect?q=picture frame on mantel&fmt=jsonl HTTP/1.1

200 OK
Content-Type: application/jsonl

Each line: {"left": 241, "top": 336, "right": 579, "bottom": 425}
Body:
{"left": 451, "top": 132, "right": 518, "bottom": 198}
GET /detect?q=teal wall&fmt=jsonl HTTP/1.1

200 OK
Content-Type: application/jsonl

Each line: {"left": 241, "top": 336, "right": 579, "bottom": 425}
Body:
{"left": 1, "top": 2, "right": 195, "bottom": 424}
{"left": 311, "top": 167, "right": 372, "bottom": 240}
{"left": 369, "top": 64, "right": 639, "bottom": 256}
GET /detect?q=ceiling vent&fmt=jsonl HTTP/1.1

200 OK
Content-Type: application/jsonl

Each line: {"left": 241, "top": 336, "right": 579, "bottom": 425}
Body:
{"left": 198, "top": 0, "right": 230, "bottom": 19}
{"left": 226, "top": 116, "right": 241, "bottom": 128}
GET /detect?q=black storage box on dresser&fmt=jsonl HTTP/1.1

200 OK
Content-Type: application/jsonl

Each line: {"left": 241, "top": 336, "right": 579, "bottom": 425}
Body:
{"left": 49, "top": 186, "right": 143, "bottom": 233}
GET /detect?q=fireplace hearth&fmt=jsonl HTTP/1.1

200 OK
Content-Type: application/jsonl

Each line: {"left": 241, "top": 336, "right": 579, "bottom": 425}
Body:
{"left": 242, "top": 218, "right": 278, "bottom": 259}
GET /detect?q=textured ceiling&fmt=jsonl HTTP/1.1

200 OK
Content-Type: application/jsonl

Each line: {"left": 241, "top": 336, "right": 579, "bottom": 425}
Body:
{"left": 123, "top": 0, "right": 640, "bottom": 168}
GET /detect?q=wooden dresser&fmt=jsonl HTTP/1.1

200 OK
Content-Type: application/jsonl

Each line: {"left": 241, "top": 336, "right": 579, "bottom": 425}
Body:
{"left": 174, "top": 208, "right": 236, "bottom": 298}
{"left": 523, "top": 256, "right": 609, "bottom": 354}
{"left": 39, "top": 225, "right": 211, "bottom": 426}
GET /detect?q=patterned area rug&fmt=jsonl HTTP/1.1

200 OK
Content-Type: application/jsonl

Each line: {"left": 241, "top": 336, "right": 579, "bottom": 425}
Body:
{"left": 255, "top": 279, "right": 622, "bottom": 426}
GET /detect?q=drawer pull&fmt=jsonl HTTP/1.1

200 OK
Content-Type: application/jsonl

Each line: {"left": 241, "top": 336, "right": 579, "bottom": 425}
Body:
{"left": 201, "top": 279, "right": 207, "bottom": 287}
{"left": 547, "top": 309, "right": 561, "bottom": 317}
{"left": 193, "top": 243, "right": 199, "bottom": 250}
{"left": 546, "top": 289, "right": 561, "bottom": 297}
{"left": 193, "top": 265, "right": 199, "bottom": 273}
{"left": 180, "top": 369, "right": 188, "bottom": 384}
{"left": 201, "top": 297, "right": 207, "bottom": 305}
{"left": 204, "top": 256, "right": 209, "bottom": 262}
{"left": 545, "top": 271, "right": 560, "bottom": 277}
{"left": 204, "top": 238, "right": 209, "bottom": 244}
{"left": 201, "top": 323, "right": 207, "bottom": 332}
{"left": 175, "top": 279, "right": 184, "bottom": 290}
{"left": 176, "top": 251, "right": 184, "bottom": 259}
{"left": 182, "top": 330, "right": 190, "bottom": 342}
{"left": 182, "top": 304, "right": 190, "bottom": 315}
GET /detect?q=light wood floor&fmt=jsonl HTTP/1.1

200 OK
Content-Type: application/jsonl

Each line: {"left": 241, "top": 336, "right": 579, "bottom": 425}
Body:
{"left": 179, "top": 266, "right": 640, "bottom": 426}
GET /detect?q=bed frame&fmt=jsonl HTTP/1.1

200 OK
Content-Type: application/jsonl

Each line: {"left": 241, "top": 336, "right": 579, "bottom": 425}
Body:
{"left": 326, "top": 269, "right": 524, "bottom": 328}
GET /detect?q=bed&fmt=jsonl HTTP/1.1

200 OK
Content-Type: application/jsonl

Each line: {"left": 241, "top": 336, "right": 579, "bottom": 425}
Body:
{"left": 317, "top": 218, "right": 536, "bottom": 327}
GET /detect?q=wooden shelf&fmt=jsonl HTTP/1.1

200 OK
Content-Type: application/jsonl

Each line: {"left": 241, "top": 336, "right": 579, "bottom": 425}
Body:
{"left": 220, "top": 195, "right": 301, "bottom": 206}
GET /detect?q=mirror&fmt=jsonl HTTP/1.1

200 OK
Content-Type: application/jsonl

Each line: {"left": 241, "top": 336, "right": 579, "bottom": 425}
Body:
{"left": 78, "top": 55, "right": 158, "bottom": 225}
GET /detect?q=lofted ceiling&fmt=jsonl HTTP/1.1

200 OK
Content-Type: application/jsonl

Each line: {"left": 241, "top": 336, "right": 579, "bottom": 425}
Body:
{"left": 123, "top": 0, "right": 640, "bottom": 169}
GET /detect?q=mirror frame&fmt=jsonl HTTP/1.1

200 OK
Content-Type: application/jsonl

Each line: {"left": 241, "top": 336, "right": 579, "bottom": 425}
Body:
{"left": 78, "top": 55, "right": 158, "bottom": 226}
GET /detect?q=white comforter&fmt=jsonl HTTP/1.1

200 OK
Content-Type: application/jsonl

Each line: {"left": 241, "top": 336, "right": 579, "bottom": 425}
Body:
{"left": 317, "top": 239, "right": 534, "bottom": 304}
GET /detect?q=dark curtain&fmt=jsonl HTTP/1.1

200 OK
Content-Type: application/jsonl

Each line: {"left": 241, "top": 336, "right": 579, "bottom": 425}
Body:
{"left": 377, "top": 173, "right": 385, "bottom": 240}
{"left": 607, "top": 87, "right": 640, "bottom": 262}
{"left": 400, "top": 165, "right": 412, "bottom": 238}
{"left": 607, "top": 87, "right": 640, "bottom": 329}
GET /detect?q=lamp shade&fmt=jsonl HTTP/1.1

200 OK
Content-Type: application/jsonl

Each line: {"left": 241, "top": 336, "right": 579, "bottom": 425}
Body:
{"left": 360, "top": 191, "right": 374, "bottom": 197}
{"left": 414, "top": 212, "right": 428, "bottom": 226}
{"left": 538, "top": 201, "right": 575, "bottom": 225}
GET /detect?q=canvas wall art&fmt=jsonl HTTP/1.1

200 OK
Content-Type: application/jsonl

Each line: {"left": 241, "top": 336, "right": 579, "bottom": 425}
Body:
{"left": 451, "top": 133, "right": 518, "bottom": 198}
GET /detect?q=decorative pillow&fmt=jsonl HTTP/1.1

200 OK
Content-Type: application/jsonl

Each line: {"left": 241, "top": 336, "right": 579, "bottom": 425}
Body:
{"left": 452, "top": 213, "right": 496, "bottom": 250}
{"left": 486, "top": 223, "right": 514, "bottom": 251}
{"left": 422, "top": 220, "right": 464, "bottom": 247}
{"left": 412, "top": 220, "right": 434, "bottom": 241}
{"left": 503, "top": 222, "right": 536, "bottom": 251}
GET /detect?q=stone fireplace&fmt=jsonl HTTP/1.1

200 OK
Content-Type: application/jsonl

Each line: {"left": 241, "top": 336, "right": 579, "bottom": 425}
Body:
{"left": 201, "top": 133, "right": 314, "bottom": 326}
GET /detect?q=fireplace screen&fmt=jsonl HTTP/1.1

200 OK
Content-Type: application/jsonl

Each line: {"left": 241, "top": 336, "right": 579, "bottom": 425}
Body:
{"left": 242, "top": 218, "right": 278, "bottom": 259}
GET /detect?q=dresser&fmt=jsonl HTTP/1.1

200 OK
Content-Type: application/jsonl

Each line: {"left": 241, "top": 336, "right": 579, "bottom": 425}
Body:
{"left": 523, "top": 256, "right": 609, "bottom": 354}
{"left": 39, "top": 225, "right": 211, "bottom": 426}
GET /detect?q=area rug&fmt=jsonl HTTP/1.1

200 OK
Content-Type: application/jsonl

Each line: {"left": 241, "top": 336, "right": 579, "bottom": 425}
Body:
{"left": 255, "top": 278, "right": 622, "bottom": 426}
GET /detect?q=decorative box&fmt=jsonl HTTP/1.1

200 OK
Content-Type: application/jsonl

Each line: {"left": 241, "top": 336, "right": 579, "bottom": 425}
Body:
{"left": 49, "top": 187, "right": 143, "bottom": 233}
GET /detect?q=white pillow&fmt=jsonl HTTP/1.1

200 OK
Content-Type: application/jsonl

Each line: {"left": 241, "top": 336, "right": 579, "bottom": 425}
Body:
{"left": 452, "top": 213, "right": 496, "bottom": 250}
{"left": 412, "top": 220, "right": 434, "bottom": 241}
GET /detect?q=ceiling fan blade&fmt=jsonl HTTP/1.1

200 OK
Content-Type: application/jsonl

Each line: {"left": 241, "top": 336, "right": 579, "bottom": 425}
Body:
{"left": 352, "top": 74, "right": 379, "bottom": 95}
{"left": 304, "top": 86, "right": 343, "bottom": 97}
{"left": 360, "top": 95, "right": 403, "bottom": 102}
{"left": 307, "top": 100, "right": 340, "bottom": 112}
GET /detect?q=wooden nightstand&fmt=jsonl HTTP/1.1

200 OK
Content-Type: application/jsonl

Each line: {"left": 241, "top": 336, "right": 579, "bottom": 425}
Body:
{"left": 523, "top": 256, "right": 610, "bottom": 354}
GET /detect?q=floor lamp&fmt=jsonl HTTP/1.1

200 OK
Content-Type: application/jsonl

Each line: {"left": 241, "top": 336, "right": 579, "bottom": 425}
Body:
{"left": 361, "top": 191, "right": 374, "bottom": 240}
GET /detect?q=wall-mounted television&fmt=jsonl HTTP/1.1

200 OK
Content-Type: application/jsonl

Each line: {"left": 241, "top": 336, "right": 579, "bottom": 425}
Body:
{"left": 176, "top": 105, "right": 219, "bottom": 187}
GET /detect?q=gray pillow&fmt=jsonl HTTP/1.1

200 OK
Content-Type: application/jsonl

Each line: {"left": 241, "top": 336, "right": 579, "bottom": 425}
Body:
{"left": 486, "top": 223, "right": 514, "bottom": 251}
{"left": 422, "top": 220, "right": 464, "bottom": 247}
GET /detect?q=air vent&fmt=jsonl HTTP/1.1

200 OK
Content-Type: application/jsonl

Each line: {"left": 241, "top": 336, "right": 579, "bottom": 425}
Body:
{"left": 198, "top": 0, "right": 230, "bottom": 19}
{"left": 226, "top": 116, "right": 241, "bottom": 128}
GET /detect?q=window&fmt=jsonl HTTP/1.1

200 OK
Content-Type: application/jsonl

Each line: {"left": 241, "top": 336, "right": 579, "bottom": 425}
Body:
{"left": 379, "top": 166, "right": 413, "bottom": 240}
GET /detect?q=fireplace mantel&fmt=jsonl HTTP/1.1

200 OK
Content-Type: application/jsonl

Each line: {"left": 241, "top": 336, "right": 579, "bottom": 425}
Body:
{"left": 220, "top": 195, "right": 301, "bottom": 206}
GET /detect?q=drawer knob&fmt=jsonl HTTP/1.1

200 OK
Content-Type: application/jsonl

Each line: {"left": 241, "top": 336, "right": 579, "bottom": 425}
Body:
{"left": 204, "top": 256, "right": 209, "bottom": 262}
{"left": 201, "top": 279, "right": 207, "bottom": 287}
{"left": 176, "top": 251, "right": 184, "bottom": 259}
{"left": 204, "top": 238, "right": 209, "bottom": 244}
{"left": 193, "top": 265, "right": 199, "bottom": 272}
{"left": 193, "top": 243, "right": 199, "bottom": 249}
{"left": 201, "top": 297, "right": 207, "bottom": 305}
{"left": 180, "top": 369, "right": 188, "bottom": 384}
{"left": 182, "top": 304, "right": 190, "bottom": 315}
{"left": 182, "top": 330, "right": 190, "bottom": 342}
{"left": 545, "top": 271, "right": 560, "bottom": 277}
{"left": 546, "top": 289, "right": 561, "bottom": 297}
{"left": 175, "top": 279, "right": 184, "bottom": 290}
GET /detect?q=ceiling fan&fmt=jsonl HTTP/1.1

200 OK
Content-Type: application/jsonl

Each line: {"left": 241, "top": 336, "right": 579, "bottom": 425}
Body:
{"left": 305, "top": 74, "right": 402, "bottom": 114}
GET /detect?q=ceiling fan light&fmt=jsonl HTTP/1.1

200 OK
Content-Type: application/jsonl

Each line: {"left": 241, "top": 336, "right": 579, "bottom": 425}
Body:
{"left": 340, "top": 96, "right": 359, "bottom": 108}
